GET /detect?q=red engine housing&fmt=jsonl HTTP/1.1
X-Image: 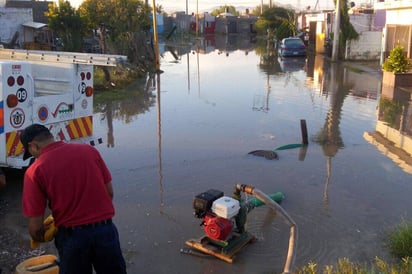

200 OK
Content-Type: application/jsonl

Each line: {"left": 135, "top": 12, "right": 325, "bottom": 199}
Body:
{"left": 202, "top": 214, "right": 234, "bottom": 241}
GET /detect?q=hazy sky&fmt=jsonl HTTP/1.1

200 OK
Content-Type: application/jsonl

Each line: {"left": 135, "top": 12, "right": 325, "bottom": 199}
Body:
{"left": 68, "top": 0, "right": 334, "bottom": 13}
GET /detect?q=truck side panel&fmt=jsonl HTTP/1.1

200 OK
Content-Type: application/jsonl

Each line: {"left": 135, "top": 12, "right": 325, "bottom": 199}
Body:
{"left": 0, "top": 61, "right": 95, "bottom": 168}
{"left": 1, "top": 62, "right": 33, "bottom": 132}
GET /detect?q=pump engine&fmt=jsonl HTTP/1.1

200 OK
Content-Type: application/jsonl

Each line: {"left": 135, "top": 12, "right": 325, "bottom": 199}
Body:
{"left": 193, "top": 189, "right": 242, "bottom": 241}
{"left": 185, "top": 185, "right": 286, "bottom": 264}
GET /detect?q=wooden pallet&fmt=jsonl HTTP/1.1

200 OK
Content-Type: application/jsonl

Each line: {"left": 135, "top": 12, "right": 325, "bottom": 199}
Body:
{"left": 185, "top": 233, "right": 256, "bottom": 263}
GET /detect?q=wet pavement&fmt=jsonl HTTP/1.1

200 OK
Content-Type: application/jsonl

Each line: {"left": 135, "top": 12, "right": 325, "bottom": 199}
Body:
{"left": 0, "top": 170, "right": 56, "bottom": 273}
{"left": 2, "top": 35, "right": 412, "bottom": 273}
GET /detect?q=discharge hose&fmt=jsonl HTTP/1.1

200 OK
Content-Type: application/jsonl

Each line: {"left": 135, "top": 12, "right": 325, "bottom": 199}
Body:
{"left": 235, "top": 184, "right": 297, "bottom": 274}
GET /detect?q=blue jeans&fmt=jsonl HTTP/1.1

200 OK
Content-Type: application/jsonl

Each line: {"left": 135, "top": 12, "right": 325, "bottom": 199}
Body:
{"left": 55, "top": 222, "right": 127, "bottom": 274}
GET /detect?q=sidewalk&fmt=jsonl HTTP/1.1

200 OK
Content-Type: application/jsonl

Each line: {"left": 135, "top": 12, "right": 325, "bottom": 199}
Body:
{"left": 343, "top": 60, "right": 383, "bottom": 79}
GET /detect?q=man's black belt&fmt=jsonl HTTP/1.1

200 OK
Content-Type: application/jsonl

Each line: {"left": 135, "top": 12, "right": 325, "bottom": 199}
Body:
{"left": 59, "top": 218, "right": 112, "bottom": 232}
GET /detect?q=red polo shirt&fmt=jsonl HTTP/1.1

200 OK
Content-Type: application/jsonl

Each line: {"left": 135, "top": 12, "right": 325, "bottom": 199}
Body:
{"left": 22, "top": 141, "right": 114, "bottom": 227}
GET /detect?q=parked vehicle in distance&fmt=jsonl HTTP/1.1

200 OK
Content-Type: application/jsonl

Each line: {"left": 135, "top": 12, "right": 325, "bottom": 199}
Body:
{"left": 278, "top": 37, "right": 306, "bottom": 57}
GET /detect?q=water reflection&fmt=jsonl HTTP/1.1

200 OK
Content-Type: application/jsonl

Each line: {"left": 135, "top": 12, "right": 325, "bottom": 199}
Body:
{"left": 95, "top": 36, "right": 384, "bottom": 183}
{"left": 30, "top": 37, "right": 412, "bottom": 273}
{"left": 313, "top": 62, "right": 349, "bottom": 206}
{"left": 94, "top": 75, "right": 156, "bottom": 147}
{"left": 162, "top": 35, "right": 255, "bottom": 59}
{"left": 97, "top": 36, "right": 381, "bottom": 186}
{"left": 278, "top": 56, "right": 307, "bottom": 73}
{"left": 313, "top": 62, "right": 347, "bottom": 156}
{"left": 364, "top": 86, "right": 412, "bottom": 174}
{"left": 155, "top": 73, "right": 164, "bottom": 210}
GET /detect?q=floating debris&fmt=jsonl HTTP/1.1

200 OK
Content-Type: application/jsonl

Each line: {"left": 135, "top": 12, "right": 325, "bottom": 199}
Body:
{"left": 248, "top": 150, "right": 279, "bottom": 160}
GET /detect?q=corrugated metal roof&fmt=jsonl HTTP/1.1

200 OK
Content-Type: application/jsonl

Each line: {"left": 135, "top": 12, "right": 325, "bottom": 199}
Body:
{"left": 22, "top": 21, "right": 47, "bottom": 29}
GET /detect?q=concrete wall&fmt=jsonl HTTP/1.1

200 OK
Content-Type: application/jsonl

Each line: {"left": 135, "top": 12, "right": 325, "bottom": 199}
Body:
{"left": 342, "top": 13, "right": 383, "bottom": 60}
{"left": 345, "top": 31, "right": 382, "bottom": 60}
{"left": 171, "top": 12, "right": 191, "bottom": 33}
{"left": 0, "top": 7, "right": 32, "bottom": 46}
{"left": 349, "top": 13, "right": 376, "bottom": 32}
{"left": 215, "top": 17, "right": 238, "bottom": 34}
{"left": 6, "top": 1, "right": 50, "bottom": 23}
{"left": 215, "top": 16, "right": 257, "bottom": 34}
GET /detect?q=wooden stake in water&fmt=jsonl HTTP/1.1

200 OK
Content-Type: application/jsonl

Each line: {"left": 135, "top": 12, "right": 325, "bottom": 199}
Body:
{"left": 300, "top": 119, "right": 308, "bottom": 145}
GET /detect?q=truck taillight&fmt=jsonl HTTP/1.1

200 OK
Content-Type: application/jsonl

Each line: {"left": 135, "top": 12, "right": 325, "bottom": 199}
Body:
{"left": 85, "top": 86, "right": 93, "bottom": 97}
{"left": 17, "top": 76, "right": 24, "bottom": 85}
{"left": 7, "top": 76, "right": 14, "bottom": 86}
{"left": 6, "top": 94, "right": 18, "bottom": 108}
{"left": 86, "top": 72, "right": 91, "bottom": 80}
{"left": 80, "top": 72, "right": 85, "bottom": 80}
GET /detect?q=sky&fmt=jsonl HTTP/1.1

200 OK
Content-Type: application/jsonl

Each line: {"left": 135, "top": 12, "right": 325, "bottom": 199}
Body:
{"left": 68, "top": 0, "right": 335, "bottom": 13}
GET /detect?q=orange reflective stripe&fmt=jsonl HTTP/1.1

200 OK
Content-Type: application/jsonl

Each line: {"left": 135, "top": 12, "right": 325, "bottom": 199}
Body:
{"left": 6, "top": 131, "right": 24, "bottom": 157}
{"left": 66, "top": 117, "right": 93, "bottom": 140}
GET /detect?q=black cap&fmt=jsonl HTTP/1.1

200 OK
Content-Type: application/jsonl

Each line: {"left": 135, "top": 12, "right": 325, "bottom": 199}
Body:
{"left": 20, "top": 124, "right": 50, "bottom": 160}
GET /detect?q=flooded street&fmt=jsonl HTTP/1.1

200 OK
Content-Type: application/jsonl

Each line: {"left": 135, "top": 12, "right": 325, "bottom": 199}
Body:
{"left": 2, "top": 35, "right": 412, "bottom": 273}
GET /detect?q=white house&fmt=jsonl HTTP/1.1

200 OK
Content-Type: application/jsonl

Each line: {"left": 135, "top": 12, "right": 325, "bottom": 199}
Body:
{"left": 375, "top": 0, "right": 412, "bottom": 63}
{"left": 0, "top": 0, "right": 52, "bottom": 49}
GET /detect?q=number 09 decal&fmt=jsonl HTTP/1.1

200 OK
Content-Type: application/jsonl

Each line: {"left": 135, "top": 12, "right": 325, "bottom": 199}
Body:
{"left": 16, "top": 88, "right": 28, "bottom": 103}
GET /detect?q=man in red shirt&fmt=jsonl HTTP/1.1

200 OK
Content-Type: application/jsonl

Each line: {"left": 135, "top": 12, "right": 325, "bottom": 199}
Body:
{"left": 21, "top": 124, "right": 126, "bottom": 274}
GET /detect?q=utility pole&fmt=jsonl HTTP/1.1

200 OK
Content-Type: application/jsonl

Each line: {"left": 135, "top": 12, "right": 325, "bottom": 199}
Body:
{"left": 331, "top": 0, "right": 341, "bottom": 61}
{"left": 151, "top": 0, "right": 160, "bottom": 72}
{"left": 196, "top": 0, "right": 199, "bottom": 36}
{"left": 261, "top": 0, "right": 263, "bottom": 14}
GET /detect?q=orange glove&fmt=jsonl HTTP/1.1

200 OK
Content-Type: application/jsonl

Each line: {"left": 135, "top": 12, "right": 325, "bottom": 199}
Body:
{"left": 30, "top": 215, "right": 58, "bottom": 249}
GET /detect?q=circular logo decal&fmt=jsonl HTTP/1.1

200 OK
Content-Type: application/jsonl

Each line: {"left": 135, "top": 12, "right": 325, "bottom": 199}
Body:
{"left": 38, "top": 105, "right": 49, "bottom": 122}
{"left": 10, "top": 108, "right": 25, "bottom": 128}
{"left": 16, "top": 88, "right": 28, "bottom": 103}
{"left": 81, "top": 99, "right": 88, "bottom": 109}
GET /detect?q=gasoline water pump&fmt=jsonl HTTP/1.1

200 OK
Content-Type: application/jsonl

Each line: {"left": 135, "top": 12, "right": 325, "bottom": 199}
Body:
{"left": 183, "top": 185, "right": 284, "bottom": 263}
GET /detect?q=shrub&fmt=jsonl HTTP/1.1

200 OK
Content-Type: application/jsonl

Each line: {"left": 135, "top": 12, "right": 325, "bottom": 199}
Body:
{"left": 296, "top": 257, "right": 412, "bottom": 273}
{"left": 388, "top": 219, "right": 412, "bottom": 258}
{"left": 382, "top": 45, "right": 411, "bottom": 73}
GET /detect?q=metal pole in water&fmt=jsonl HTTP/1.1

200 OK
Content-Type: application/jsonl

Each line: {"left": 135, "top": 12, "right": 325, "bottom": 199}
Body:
{"left": 151, "top": 0, "right": 160, "bottom": 72}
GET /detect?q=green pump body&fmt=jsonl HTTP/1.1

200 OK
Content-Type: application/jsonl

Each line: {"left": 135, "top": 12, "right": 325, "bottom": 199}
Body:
{"left": 234, "top": 191, "right": 284, "bottom": 233}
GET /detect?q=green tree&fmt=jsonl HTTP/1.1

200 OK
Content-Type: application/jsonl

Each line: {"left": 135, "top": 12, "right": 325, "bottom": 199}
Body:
{"left": 331, "top": 0, "right": 359, "bottom": 58}
{"left": 211, "top": 5, "right": 239, "bottom": 17}
{"left": 79, "top": 0, "right": 156, "bottom": 71}
{"left": 78, "top": 0, "right": 151, "bottom": 44}
{"left": 337, "top": 0, "right": 358, "bottom": 41}
{"left": 250, "top": 4, "right": 270, "bottom": 16}
{"left": 46, "top": 0, "right": 85, "bottom": 52}
{"left": 254, "top": 7, "right": 296, "bottom": 39}
{"left": 275, "top": 20, "right": 296, "bottom": 41}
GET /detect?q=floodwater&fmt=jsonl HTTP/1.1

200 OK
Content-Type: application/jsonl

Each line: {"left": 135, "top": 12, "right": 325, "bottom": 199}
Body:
{"left": 2, "top": 35, "right": 412, "bottom": 273}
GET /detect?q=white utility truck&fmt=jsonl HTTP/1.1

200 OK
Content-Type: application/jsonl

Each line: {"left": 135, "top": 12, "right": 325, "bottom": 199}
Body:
{"left": 0, "top": 48, "right": 126, "bottom": 168}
